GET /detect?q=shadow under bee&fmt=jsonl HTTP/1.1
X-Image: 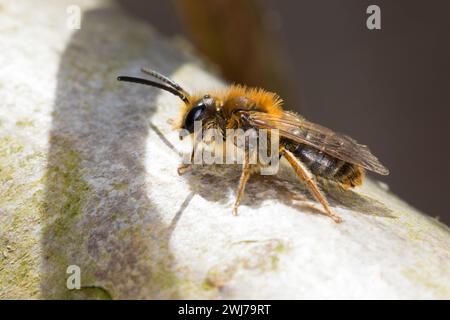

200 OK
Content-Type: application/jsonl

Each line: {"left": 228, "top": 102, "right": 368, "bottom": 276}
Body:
{"left": 320, "top": 180, "right": 395, "bottom": 218}
{"left": 182, "top": 164, "right": 395, "bottom": 219}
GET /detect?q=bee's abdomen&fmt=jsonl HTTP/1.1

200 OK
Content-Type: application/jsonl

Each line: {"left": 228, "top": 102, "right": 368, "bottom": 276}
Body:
{"left": 288, "top": 144, "right": 363, "bottom": 188}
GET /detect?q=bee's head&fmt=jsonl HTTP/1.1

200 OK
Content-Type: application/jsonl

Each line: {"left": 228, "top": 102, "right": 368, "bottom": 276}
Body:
{"left": 182, "top": 94, "right": 217, "bottom": 133}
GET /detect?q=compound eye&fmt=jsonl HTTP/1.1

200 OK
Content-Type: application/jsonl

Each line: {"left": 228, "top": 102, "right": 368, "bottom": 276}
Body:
{"left": 184, "top": 103, "right": 205, "bottom": 133}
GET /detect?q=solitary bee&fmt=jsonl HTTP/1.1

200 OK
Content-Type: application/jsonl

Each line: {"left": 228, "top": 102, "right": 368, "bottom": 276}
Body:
{"left": 118, "top": 69, "right": 389, "bottom": 223}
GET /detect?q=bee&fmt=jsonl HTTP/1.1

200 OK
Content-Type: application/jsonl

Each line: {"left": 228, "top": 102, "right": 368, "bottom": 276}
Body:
{"left": 118, "top": 68, "right": 389, "bottom": 223}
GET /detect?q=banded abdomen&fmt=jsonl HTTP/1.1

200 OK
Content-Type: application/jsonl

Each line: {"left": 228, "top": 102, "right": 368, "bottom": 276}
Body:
{"left": 286, "top": 143, "right": 364, "bottom": 188}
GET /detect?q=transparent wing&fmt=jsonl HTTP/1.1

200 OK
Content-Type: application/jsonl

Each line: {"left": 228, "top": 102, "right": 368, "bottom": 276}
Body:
{"left": 240, "top": 110, "right": 389, "bottom": 175}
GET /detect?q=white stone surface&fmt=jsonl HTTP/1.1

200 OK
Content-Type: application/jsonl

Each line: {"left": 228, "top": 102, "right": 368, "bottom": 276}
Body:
{"left": 0, "top": 0, "right": 449, "bottom": 299}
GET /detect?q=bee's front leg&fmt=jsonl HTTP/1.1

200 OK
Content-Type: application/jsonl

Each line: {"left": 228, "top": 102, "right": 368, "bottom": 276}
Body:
{"left": 177, "top": 163, "right": 193, "bottom": 176}
{"left": 178, "top": 148, "right": 196, "bottom": 175}
{"left": 178, "top": 142, "right": 199, "bottom": 176}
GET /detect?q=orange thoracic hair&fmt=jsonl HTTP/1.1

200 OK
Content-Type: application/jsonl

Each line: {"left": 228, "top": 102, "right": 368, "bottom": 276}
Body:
{"left": 175, "top": 85, "right": 284, "bottom": 129}
{"left": 221, "top": 85, "right": 284, "bottom": 114}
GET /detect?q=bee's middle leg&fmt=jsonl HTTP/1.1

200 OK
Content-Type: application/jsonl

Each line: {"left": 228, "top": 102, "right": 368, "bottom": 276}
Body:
{"left": 232, "top": 151, "right": 252, "bottom": 216}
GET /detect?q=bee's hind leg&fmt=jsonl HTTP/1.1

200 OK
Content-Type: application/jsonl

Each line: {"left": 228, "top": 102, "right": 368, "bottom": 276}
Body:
{"left": 280, "top": 147, "right": 342, "bottom": 223}
{"left": 232, "top": 151, "right": 252, "bottom": 216}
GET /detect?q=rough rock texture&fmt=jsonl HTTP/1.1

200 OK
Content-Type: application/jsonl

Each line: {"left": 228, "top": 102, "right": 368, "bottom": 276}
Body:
{"left": 0, "top": 0, "right": 449, "bottom": 299}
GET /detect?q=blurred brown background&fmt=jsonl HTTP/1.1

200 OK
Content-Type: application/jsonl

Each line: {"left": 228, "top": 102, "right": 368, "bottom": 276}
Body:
{"left": 118, "top": 0, "right": 450, "bottom": 226}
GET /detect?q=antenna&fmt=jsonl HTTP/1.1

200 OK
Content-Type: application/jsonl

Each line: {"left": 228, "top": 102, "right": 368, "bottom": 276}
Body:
{"left": 141, "top": 68, "right": 190, "bottom": 98}
{"left": 117, "top": 76, "right": 190, "bottom": 103}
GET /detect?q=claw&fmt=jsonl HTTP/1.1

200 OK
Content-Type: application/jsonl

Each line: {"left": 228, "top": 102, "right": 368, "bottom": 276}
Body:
{"left": 177, "top": 164, "right": 192, "bottom": 176}
{"left": 331, "top": 214, "right": 342, "bottom": 223}
{"left": 326, "top": 210, "right": 342, "bottom": 223}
